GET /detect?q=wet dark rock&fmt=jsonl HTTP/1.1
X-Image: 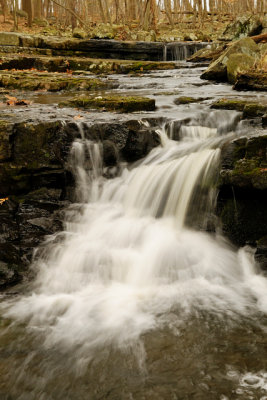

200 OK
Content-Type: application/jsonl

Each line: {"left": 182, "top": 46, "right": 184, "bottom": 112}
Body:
{"left": 122, "top": 120, "right": 160, "bottom": 162}
{"left": 234, "top": 71, "right": 267, "bottom": 91}
{"left": 218, "top": 134, "right": 267, "bottom": 247}
{"left": 255, "top": 236, "right": 267, "bottom": 271}
{"left": 217, "top": 190, "right": 267, "bottom": 247}
{"left": 83, "top": 120, "right": 160, "bottom": 163}
{"left": 0, "top": 117, "right": 160, "bottom": 288}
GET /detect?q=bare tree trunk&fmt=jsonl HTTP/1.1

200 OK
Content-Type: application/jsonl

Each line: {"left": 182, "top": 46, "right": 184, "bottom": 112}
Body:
{"left": 97, "top": 0, "right": 107, "bottom": 22}
{"left": 164, "top": 0, "right": 174, "bottom": 28}
{"left": 103, "top": 0, "right": 112, "bottom": 25}
{"left": 150, "top": 0, "right": 157, "bottom": 30}
{"left": 13, "top": 0, "right": 18, "bottom": 30}
{"left": 23, "top": 0, "right": 33, "bottom": 27}
{"left": 33, "top": 0, "right": 42, "bottom": 18}
{"left": 0, "top": 0, "right": 8, "bottom": 21}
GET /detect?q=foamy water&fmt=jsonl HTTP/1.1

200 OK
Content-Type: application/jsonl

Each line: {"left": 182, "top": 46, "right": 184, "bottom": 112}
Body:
{"left": 3, "top": 118, "right": 267, "bottom": 370}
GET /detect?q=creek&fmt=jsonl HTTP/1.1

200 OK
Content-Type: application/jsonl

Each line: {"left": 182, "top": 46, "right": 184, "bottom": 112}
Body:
{"left": 0, "top": 62, "right": 267, "bottom": 400}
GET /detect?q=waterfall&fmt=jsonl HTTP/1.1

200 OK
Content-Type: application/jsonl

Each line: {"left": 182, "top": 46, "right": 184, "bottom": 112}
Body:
{"left": 3, "top": 117, "right": 267, "bottom": 365}
{"left": 163, "top": 42, "right": 208, "bottom": 61}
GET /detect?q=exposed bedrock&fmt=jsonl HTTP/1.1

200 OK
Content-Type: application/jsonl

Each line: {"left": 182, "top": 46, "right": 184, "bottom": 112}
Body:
{"left": 218, "top": 134, "right": 267, "bottom": 269}
{"left": 0, "top": 32, "right": 207, "bottom": 61}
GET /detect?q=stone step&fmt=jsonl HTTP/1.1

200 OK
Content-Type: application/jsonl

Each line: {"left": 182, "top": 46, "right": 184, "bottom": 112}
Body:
{"left": 0, "top": 32, "right": 207, "bottom": 61}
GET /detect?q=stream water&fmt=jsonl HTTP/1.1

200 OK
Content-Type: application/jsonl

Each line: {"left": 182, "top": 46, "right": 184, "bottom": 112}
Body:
{"left": 0, "top": 64, "right": 267, "bottom": 400}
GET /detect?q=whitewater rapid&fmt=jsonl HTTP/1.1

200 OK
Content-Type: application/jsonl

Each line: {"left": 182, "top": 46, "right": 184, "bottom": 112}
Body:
{"left": 2, "top": 116, "right": 267, "bottom": 368}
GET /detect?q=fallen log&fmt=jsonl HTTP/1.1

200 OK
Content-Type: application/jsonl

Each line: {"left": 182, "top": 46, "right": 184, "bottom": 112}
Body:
{"left": 250, "top": 33, "right": 267, "bottom": 43}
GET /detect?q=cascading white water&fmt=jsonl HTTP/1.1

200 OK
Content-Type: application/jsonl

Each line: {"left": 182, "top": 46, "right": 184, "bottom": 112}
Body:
{"left": 3, "top": 119, "right": 267, "bottom": 366}
{"left": 163, "top": 42, "right": 208, "bottom": 61}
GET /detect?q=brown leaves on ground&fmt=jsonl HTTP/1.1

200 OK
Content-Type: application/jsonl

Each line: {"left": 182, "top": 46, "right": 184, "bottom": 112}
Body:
{"left": 5, "top": 95, "right": 32, "bottom": 106}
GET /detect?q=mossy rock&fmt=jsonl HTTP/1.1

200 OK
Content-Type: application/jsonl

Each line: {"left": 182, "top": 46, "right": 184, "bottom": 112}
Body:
{"left": 0, "top": 32, "right": 20, "bottom": 46}
{"left": 59, "top": 95, "right": 156, "bottom": 113}
{"left": 211, "top": 98, "right": 248, "bottom": 112}
{"left": 174, "top": 96, "right": 209, "bottom": 105}
{"left": 221, "top": 14, "right": 263, "bottom": 41}
{"left": 0, "top": 71, "right": 115, "bottom": 91}
{"left": 211, "top": 98, "right": 267, "bottom": 117}
{"left": 72, "top": 28, "right": 87, "bottom": 39}
{"left": 201, "top": 37, "right": 260, "bottom": 82}
{"left": 220, "top": 134, "right": 267, "bottom": 190}
{"left": 227, "top": 53, "right": 255, "bottom": 84}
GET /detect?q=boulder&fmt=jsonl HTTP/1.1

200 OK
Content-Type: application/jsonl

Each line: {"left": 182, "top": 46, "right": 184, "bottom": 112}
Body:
{"left": 72, "top": 28, "right": 87, "bottom": 39}
{"left": 0, "top": 32, "right": 21, "bottom": 46}
{"left": 221, "top": 14, "right": 263, "bottom": 41}
{"left": 201, "top": 37, "right": 260, "bottom": 82}
{"left": 218, "top": 134, "right": 267, "bottom": 246}
{"left": 227, "top": 53, "right": 255, "bottom": 84}
{"left": 220, "top": 135, "right": 267, "bottom": 190}
{"left": 184, "top": 33, "right": 198, "bottom": 41}
{"left": 91, "top": 24, "right": 115, "bottom": 39}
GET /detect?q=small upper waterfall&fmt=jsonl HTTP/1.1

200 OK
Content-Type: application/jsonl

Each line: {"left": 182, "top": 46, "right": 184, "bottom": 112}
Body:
{"left": 163, "top": 42, "right": 208, "bottom": 61}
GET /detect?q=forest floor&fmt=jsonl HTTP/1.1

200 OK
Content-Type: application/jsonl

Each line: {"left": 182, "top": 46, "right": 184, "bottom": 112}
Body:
{"left": 0, "top": 14, "right": 231, "bottom": 42}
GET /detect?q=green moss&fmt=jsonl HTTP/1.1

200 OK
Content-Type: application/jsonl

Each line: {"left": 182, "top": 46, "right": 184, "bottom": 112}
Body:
{"left": 211, "top": 98, "right": 267, "bottom": 117}
{"left": 174, "top": 96, "right": 208, "bottom": 105}
{"left": 243, "top": 103, "right": 267, "bottom": 117}
{"left": 0, "top": 71, "right": 114, "bottom": 91}
{"left": 59, "top": 94, "right": 155, "bottom": 113}
{"left": 227, "top": 53, "right": 255, "bottom": 84}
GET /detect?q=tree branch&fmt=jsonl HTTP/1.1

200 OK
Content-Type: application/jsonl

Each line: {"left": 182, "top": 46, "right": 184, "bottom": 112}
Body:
{"left": 50, "top": 0, "right": 88, "bottom": 29}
